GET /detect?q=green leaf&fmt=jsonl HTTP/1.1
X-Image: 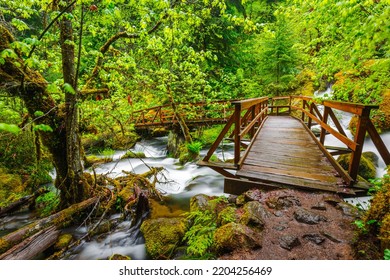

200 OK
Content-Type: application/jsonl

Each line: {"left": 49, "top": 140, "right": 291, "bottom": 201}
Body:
{"left": 63, "top": 83, "right": 76, "bottom": 95}
{"left": 34, "top": 111, "right": 45, "bottom": 117}
{"left": 0, "top": 123, "right": 21, "bottom": 134}
{"left": 11, "top": 18, "right": 29, "bottom": 31}
{"left": 33, "top": 124, "right": 53, "bottom": 133}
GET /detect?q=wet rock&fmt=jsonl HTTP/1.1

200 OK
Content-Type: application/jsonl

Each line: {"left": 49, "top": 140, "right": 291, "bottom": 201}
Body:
{"left": 228, "top": 195, "right": 238, "bottom": 204}
{"left": 336, "top": 202, "right": 361, "bottom": 218}
{"left": 109, "top": 254, "right": 131, "bottom": 260}
{"left": 140, "top": 217, "right": 187, "bottom": 259}
{"left": 236, "top": 194, "right": 246, "bottom": 206}
{"left": 294, "top": 208, "right": 327, "bottom": 224}
{"left": 321, "top": 231, "right": 342, "bottom": 243}
{"left": 54, "top": 234, "right": 73, "bottom": 250}
{"left": 267, "top": 195, "right": 301, "bottom": 210}
{"left": 273, "top": 224, "right": 286, "bottom": 231}
{"left": 303, "top": 233, "right": 325, "bottom": 245}
{"left": 244, "top": 189, "right": 263, "bottom": 201}
{"left": 274, "top": 211, "right": 283, "bottom": 217}
{"left": 337, "top": 153, "right": 377, "bottom": 180}
{"left": 190, "top": 194, "right": 212, "bottom": 212}
{"left": 239, "top": 201, "right": 268, "bottom": 229}
{"left": 279, "top": 235, "right": 301, "bottom": 251}
{"left": 214, "top": 222, "right": 262, "bottom": 253}
{"left": 323, "top": 195, "right": 343, "bottom": 207}
{"left": 311, "top": 202, "right": 327, "bottom": 211}
{"left": 362, "top": 151, "right": 379, "bottom": 167}
{"left": 277, "top": 196, "right": 301, "bottom": 208}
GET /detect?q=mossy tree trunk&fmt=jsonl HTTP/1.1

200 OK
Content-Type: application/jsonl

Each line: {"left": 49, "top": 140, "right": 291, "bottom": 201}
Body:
{"left": 57, "top": 0, "right": 87, "bottom": 209}
{"left": 0, "top": 5, "right": 88, "bottom": 209}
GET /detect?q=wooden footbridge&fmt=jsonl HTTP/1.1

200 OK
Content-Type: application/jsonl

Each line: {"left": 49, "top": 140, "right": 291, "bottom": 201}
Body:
{"left": 133, "top": 96, "right": 390, "bottom": 197}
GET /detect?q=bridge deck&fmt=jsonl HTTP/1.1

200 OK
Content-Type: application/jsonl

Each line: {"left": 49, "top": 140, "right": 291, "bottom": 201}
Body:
{"left": 229, "top": 116, "right": 364, "bottom": 196}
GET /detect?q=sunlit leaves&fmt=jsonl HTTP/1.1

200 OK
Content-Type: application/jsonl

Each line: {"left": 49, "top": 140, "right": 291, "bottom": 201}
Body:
{"left": 63, "top": 83, "right": 76, "bottom": 95}
{"left": 33, "top": 124, "right": 53, "bottom": 132}
{"left": 0, "top": 123, "right": 21, "bottom": 134}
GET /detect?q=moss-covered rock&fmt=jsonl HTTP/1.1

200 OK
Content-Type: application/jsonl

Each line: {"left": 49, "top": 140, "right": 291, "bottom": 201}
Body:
{"left": 54, "top": 234, "right": 73, "bottom": 250}
{"left": 109, "top": 254, "right": 131, "bottom": 260}
{"left": 239, "top": 201, "right": 267, "bottom": 229}
{"left": 213, "top": 222, "right": 262, "bottom": 253}
{"left": 217, "top": 206, "right": 239, "bottom": 226}
{"left": 0, "top": 168, "right": 25, "bottom": 207}
{"left": 149, "top": 199, "right": 185, "bottom": 219}
{"left": 190, "top": 194, "right": 213, "bottom": 212}
{"left": 140, "top": 217, "right": 187, "bottom": 259}
{"left": 337, "top": 153, "right": 377, "bottom": 180}
{"left": 84, "top": 155, "right": 113, "bottom": 168}
{"left": 120, "top": 151, "right": 146, "bottom": 159}
{"left": 373, "top": 89, "right": 390, "bottom": 131}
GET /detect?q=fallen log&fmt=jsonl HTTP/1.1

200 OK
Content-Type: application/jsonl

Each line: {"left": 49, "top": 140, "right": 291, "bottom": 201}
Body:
{"left": 0, "top": 188, "right": 49, "bottom": 217}
{"left": 0, "top": 226, "right": 60, "bottom": 260}
{"left": 0, "top": 196, "right": 99, "bottom": 255}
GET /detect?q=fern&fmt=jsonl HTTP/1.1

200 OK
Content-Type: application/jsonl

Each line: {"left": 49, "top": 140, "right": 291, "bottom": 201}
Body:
{"left": 183, "top": 210, "right": 216, "bottom": 257}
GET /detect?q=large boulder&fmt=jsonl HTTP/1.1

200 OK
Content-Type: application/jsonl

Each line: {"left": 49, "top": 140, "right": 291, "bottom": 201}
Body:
{"left": 213, "top": 222, "right": 262, "bottom": 253}
{"left": 140, "top": 217, "right": 187, "bottom": 259}
{"left": 337, "top": 152, "right": 377, "bottom": 180}
{"left": 239, "top": 201, "right": 268, "bottom": 229}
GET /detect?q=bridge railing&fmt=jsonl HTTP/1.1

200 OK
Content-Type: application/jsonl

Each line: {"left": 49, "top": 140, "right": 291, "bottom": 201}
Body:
{"left": 200, "top": 97, "right": 269, "bottom": 172}
{"left": 131, "top": 100, "right": 232, "bottom": 128}
{"left": 270, "top": 96, "right": 390, "bottom": 185}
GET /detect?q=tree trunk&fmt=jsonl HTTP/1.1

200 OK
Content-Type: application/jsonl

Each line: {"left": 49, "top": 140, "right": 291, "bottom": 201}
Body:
{"left": 0, "top": 226, "right": 60, "bottom": 260}
{"left": 0, "top": 188, "right": 48, "bottom": 218}
{"left": 57, "top": 0, "right": 86, "bottom": 209}
{"left": 0, "top": 197, "right": 99, "bottom": 255}
{"left": 167, "top": 85, "right": 192, "bottom": 143}
{"left": 0, "top": 22, "right": 88, "bottom": 210}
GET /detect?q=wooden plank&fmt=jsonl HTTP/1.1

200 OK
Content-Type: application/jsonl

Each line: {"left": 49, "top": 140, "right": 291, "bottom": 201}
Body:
{"left": 243, "top": 155, "right": 334, "bottom": 170}
{"left": 236, "top": 170, "right": 353, "bottom": 195}
{"left": 242, "top": 159, "right": 336, "bottom": 174}
{"left": 240, "top": 164, "right": 340, "bottom": 183}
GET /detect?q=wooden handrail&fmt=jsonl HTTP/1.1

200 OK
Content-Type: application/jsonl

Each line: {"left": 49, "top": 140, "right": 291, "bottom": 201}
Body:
{"left": 202, "top": 97, "right": 269, "bottom": 168}
{"left": 131, "top": 100, "right": 233, "bottom": 128}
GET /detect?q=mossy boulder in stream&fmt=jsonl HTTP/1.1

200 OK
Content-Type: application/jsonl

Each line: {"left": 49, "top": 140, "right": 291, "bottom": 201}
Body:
{"left": 337, "top": 152, "right": 377, "bottom": 180}
{"left": 140, "top": 217, "right": 187, "bottom": 259}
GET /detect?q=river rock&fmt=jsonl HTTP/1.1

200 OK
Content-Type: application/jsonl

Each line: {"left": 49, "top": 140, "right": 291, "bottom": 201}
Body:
{"left": 294, "top": 207, "right": 327, "bottom": 224}
{"left": 303, "top": 233, "right": 325, "bottom": 245}
{"left": 336, "top": 202, "right": 361, "bottom": 218}
{"left": 213, "top": 222, "right": 262, "bottom": 253}
{"left": 337, "top": 153, "right": 377, "bottom": 180}
{"left": 239, "top": 201, "right": 268, "bottom": 229}
{"left": 190, "top": 194, "right": 212, "bottom": 212}
{"left": 279, "top": 235, "right": 301, "bottom": 250}
{"left": 140, "top": 217, "right": 187, "bottom": 259}
{"left": 217, "top": 206, "right": 239, "bottom": 226}
{"left": 244, "top": 189, "right": 263, "bottom": 201}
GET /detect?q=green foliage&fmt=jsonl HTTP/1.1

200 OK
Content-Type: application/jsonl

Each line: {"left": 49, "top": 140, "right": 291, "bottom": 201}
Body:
{"left": 0, "top": 123, "right": 21, "bottom": 134}
{"left": 121, "top": 150, "right": 146, "bottom": 159}
{"left": 183, "top": 210, "right": 216, "bottom": 258}
{"left": 33, "top": 124, "right": 53, "bottom": 133}
{"left": 35, "top": 191, "right": 60, "bottom": 217}
{"left": 384, "top": 249, "right": 390, "bottom": 260}
{"left": 186, "top": 141, "right": 203, "bottom": 155}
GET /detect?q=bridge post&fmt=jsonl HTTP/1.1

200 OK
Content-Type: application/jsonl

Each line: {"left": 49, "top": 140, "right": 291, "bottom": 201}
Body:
{"left": 234, "top": 103, "right": 241, "bottom": 166}
{"left": 348, "top": 108, "right": 370, "bottom": 182}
